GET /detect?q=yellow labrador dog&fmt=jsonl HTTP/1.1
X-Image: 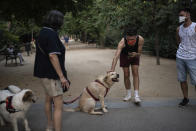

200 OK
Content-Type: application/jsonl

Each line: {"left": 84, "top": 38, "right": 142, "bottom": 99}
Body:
{"left": 64, "top": 72, "right": 119, "bottom": 115}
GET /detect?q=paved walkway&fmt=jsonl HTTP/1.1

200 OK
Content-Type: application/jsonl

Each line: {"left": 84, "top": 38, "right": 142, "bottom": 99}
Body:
{"left": 1, "top": 99, "right": 196, "bottom": 131}
{"left": 1, "top": 43, "right": 196, "bottom": 131}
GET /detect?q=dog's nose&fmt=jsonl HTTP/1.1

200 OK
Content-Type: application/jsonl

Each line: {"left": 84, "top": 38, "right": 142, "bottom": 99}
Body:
{"left": 117, "top": 74, "right": 119, "bottom": 78}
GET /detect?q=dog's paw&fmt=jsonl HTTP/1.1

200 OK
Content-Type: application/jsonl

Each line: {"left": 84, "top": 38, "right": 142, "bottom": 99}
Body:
{"left": 89, "top": 111, "right": 103, "bottom": 115}
{"left": 102, "top": 108, "right": 108, "bottom": 113}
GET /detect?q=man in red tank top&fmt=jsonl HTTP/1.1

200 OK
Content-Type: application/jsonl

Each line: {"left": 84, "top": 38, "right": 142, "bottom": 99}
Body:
{"left": 109, "top": 28, "right": 144, "bottom": 103}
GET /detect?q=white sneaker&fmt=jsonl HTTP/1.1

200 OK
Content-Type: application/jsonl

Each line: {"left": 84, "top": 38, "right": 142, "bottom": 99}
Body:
{"left": 46, "top": 128, "right": 54, "bottom": 131}
{"left": 134, "top": 96, "right": 141, "bottom": 103}
{"left": 123, "top": 94, "right": 131, "bottom": 101}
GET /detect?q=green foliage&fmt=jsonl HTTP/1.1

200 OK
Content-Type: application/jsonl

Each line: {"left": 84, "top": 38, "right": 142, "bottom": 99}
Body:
{"left": 0, "top": 19, "right": 40, "bottom": 49}
{"left": 1, "top": 0, "right": 195, "bottom": 59}
{"left": 0, "top": 0, "right": 93, "bottom": 24}
{"left": 0, "top": 21, "right": 19, "bottom": 48}
{"left": 61, "top": 0, "right": 196, "bottom": 59}
{"left": 0, "top": 0, "right": 93, "bottom": 48}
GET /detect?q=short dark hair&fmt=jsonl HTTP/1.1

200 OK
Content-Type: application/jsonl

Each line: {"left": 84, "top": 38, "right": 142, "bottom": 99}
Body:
{"left": 124, "top": 27, "right": 138, "bottom": 36}
{"left": 43, "top": 10, "right": 64, "bottom": 31}
{"left": 179, "top": 8, "right": 191, "bottom": 13}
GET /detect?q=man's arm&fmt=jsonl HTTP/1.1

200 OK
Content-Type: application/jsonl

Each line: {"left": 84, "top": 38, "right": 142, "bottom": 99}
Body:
{"left": 176, "top": 27, "right": 181, "bottom": 46}
{"left": 137, "top": 36, "right": 144, "bottom": 56}
{"left": 110, "top": 38, "right": 124, "bottom": 72}
{"left": 49, "top": 54, "right": 70, "bottom": 89}
{"left": 195, "top": 26, "right": 196, "bottom": 32}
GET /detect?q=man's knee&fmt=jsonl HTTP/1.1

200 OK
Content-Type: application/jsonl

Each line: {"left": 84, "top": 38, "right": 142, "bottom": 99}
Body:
{"left": 123, "top": 68, "right": 130, "bottom": 78}
{"left": 132, "top": 70, "right": 139, "bottom": 77}
{"left": 53, "top": 95, "right": 63, "bottom": 107}
{"left": 180, "top": 81, "right": 188, "bottom": 88}
{"left": 45, "top": 95, "right": 52, "bottom": 102}
{"left": 124, "top": 72, "right": 130, "bottom": 79}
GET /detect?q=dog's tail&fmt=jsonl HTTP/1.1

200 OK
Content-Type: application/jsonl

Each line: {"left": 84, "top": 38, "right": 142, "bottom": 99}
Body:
{"left": 64, "top": 107, "right": 80, "bottom": 112}
{"left": 6, "top": 85, "right": 21, "bottom": 94}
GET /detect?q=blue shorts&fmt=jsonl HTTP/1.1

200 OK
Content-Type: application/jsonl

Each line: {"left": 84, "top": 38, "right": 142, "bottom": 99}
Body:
{"left": 176, "top": 57, "right": 196, "bottom": 85}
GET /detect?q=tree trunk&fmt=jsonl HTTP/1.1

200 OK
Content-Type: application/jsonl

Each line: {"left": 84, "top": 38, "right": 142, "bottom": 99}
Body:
{"left": 84, "top": 31, "right": 87, "bottom": 43}
{"left": 153, "top": 0, "right": 160, "bottom": 65}
{"left": 155, "top": 32, "right": 160, "bottom": 65}
{"left": 100, "top": 36, "right": 105, "bottom": 48}
{"left": 98, "top": 31, "right": 105, "bottom": 48}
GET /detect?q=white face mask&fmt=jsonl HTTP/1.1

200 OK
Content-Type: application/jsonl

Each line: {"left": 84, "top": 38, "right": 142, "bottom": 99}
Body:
{"left": 179, "top": 16, "right": 186, "bottom": 23}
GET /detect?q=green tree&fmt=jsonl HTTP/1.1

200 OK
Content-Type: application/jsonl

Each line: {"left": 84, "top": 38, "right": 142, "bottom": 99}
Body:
{"left": 0, "top": 0, "right": 93, "bottom": 48}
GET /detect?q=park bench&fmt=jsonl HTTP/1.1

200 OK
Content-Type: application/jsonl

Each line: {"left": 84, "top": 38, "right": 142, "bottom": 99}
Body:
{"left": 4, "top": 50, "right": 19, "bottom": 65}
{"left": 0, "top": 46, "right": 19, "bottom": 65}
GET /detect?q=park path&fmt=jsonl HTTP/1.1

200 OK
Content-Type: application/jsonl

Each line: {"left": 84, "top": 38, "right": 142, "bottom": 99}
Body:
{"left": 0, "top": 41, "right": 196, "bottom": 101}
{"left": 1, "top": 41, "right": 196, "bottom": 131}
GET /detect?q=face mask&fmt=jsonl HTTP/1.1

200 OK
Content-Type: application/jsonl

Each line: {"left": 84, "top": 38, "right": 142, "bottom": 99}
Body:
{"left": 179, "top": 16, "right": 186, "bottom": 23}
{"left": 127, "top": 40, "right": 136, "bottom": 46}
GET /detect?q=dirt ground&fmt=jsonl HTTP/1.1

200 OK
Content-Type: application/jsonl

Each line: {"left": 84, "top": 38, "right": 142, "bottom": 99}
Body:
{"left": 0, "top": 48, "right": 196, "bottom": 101}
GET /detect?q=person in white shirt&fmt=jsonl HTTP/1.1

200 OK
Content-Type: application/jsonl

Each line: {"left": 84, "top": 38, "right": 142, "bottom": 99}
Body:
{"left": 7, "top": 44, "right": 24, "bottom": 65}
{"left": 176, "top": 8, "right": 196, "bottom": 106}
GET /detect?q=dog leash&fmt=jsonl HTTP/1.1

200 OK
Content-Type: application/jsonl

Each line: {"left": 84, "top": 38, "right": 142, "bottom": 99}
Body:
{"left": 63, "top": 80, "right": 110, "bottom": 104}
{"left": 63, "top": 93, "right": 82, "bottom": 105}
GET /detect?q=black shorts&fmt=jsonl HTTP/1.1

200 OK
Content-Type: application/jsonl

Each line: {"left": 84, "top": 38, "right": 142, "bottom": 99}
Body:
{"left": 120, "top": 53, "right": 140, "bottom": 67}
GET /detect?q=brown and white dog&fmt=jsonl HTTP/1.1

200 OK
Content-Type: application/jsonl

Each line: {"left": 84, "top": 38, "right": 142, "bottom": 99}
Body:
{"left": 0, "top": 85, "right": 36, "bottom": 131}
{"left": 64, "top": 72, "right": 119, "bottom": 115}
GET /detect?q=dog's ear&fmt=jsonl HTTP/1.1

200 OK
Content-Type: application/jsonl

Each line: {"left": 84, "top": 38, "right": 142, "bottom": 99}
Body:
{"left": 23, "top": 91, "right": 33, "bottom": 102}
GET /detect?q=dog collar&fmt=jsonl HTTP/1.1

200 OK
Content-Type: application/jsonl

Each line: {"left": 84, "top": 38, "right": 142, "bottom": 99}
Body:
{"left": 86, "top": 87, "right": 99, "bottom": 101}
{"left": 95, "top": 79, "right": 109, "bottom": 96}
{"left": 0, "top": 96, "right": 21, "bottom": 113}
{"left": 86, "top": 80, "right": 110, "bottom": 101}
{"left": 6, "top": 96, "right": 22, "bottom": 113}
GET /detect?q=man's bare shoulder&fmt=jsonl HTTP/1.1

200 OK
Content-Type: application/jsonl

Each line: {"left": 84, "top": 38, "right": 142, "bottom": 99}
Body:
{"left": 138, "top": 35, "right": 144, "bottom": 45}
{"left": 138, "top": 35, "right": 144, "bottom": 41}
{"left": 118, "top": 38, "right": 125, "bottom": 48}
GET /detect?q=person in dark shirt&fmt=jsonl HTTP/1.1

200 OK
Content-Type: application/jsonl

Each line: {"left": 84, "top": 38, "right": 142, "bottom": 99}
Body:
{"left": 25, "top": 42, "right": 31, "bottom": 56}
{"left": 34, "top": 10, "right": 70, "bottom": 131}
{"left": 109, "top": 28, "right": 144, "bottom": 103}
{"left": 63, "top": 35, "right": 69, "bottom": 49}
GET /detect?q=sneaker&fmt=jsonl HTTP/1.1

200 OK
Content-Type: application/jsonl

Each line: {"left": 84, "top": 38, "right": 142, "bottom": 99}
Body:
{"left": 179, "top": 98, "right": 189, "bottom": 106}
{"left": 134, "top": 96, "right": 141, "bottom": 103}
{"left": 123, "top": 94, "right": 131, "bottom": 101}
{"left": 46, "top": 127, "right": 54, "bottom": 131}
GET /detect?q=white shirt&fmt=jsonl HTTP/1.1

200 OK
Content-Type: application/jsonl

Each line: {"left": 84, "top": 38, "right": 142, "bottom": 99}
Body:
{"left": 176, "top": 22, "right": 196, "bottom": 60}
{"left": 7, "top": 47, "right": 14, "bottom": 54}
